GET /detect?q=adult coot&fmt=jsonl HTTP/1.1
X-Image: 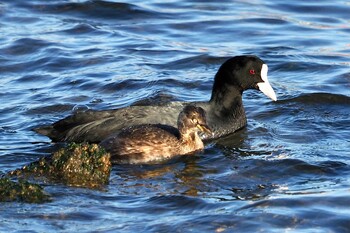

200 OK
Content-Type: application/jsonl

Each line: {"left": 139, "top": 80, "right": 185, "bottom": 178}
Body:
{"left": 35, "top": 55, "right": 277, "bottom": 142}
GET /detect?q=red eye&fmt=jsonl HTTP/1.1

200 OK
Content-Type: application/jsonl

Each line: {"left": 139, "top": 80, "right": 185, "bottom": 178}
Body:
{"left": 249, "top": 69, "right": 255, "bottom": 75}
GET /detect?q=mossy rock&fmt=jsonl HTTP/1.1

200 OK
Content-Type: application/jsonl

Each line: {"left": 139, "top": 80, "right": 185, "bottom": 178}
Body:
{"left": 10, "top": 143, "right": 111, "bottom": 189}
{"left": 0, "top": 178, "right": 50, "bottom": 203}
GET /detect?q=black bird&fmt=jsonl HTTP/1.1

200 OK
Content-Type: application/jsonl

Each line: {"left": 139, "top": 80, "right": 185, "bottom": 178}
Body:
{"left": 34, "top": 55, "right": 277, "bottom": 143}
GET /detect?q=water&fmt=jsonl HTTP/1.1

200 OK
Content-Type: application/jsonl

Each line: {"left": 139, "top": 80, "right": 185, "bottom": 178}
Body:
{"left": 1, "top": 0, "right": 350, "bottom": 232}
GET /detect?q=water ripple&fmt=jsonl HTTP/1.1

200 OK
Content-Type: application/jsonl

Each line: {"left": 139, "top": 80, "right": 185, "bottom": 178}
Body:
{"left": 1, "top": 0, "right": 350, "bottom": 232}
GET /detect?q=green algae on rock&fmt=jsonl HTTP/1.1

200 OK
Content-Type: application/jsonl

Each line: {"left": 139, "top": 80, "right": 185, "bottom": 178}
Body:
{"left": 10, "top": 143, "right": 111, "bottom": 189}
{"left": 0, "top": 178, "right": 50, "bottom": 203}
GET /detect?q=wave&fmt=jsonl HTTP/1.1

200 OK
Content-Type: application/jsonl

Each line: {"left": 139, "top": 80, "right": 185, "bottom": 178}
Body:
{"left": 280, "top": 92, "right": 350, "bottom": 105}
{"left": 16, "top": 0, "right": 169, "bottom": 21}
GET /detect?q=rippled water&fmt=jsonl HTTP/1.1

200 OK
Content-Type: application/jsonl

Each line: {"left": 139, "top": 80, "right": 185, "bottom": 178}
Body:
{"left": 1, "top": 0, "right": 350, "bottom": 232}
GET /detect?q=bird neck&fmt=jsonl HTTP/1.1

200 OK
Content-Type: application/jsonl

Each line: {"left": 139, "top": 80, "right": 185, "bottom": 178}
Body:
{"left": 179, "top": 130, "right": 204, "bottom": 154}
{"left": 209, "top": 84, "right": 245, "bottom": 118}
{"left": 204, "top": 84, "right": 247, "bottom": 139}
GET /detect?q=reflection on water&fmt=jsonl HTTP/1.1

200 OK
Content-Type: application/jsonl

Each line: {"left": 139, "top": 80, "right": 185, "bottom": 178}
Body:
{"left": 1, "top": 0, "right": 350, "bottom": 232}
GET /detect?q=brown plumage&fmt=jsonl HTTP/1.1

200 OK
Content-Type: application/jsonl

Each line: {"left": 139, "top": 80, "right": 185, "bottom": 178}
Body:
{"left": 99, "top": 105, "right": 211, "bottom": 164}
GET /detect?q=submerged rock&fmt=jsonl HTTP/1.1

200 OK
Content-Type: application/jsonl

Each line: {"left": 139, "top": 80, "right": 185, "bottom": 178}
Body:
{"left": 10, "top": 143, "right": 111, "bottom": 189}
{"left": 0, "top": 178, "right": 50, "bottom": 203}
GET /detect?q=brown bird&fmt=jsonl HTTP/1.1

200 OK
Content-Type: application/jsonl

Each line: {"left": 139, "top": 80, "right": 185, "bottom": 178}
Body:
{"left": 99, "top": 105, "right": 212, "bottom": 164}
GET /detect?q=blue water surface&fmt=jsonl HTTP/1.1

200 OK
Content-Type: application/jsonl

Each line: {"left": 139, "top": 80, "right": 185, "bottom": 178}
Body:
{"left": 0, "top": 0, "right": 350, "bottom": 232}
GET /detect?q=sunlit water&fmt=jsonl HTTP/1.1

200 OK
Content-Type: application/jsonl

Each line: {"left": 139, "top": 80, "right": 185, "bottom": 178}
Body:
{"left": 1, "top": 0, "right": 350, "bottom": 232}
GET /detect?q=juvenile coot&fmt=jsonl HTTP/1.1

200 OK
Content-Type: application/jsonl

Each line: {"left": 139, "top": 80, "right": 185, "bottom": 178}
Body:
{"left": 35, "top": 55, "right": 277, "bottom": 142}
{"left": 99, "top": 105, "right": 211, "bottom": 164}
